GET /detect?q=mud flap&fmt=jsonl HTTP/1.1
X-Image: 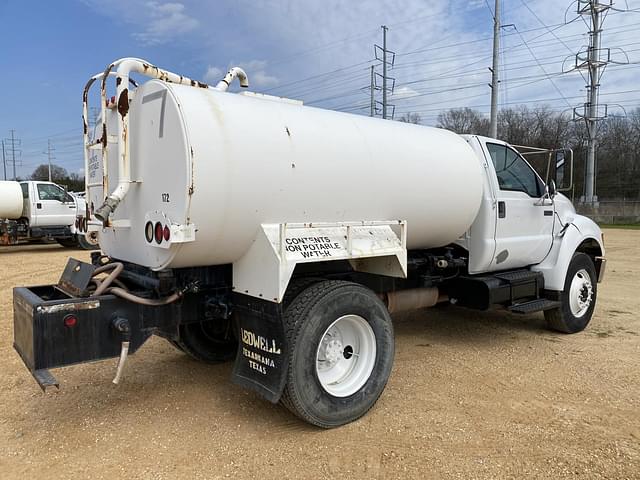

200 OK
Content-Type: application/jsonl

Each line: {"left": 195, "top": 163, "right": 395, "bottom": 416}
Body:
{"left": 231, "top": 293, "right": 288, "bottom": 403}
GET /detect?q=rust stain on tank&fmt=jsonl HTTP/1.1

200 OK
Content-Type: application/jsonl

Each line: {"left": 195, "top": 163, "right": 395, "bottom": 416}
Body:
{"left": 101, "top": 124, "right": 107, "bottom": 147}
{"left": 196, "top": 81, "right": 208, "bottom": 88}
{"left": 117, "top": 89, "right": 129, "bottom": 118}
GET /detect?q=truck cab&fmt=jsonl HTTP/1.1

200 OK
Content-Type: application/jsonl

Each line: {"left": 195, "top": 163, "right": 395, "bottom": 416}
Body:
{"left": 20, "top": 181, "right": 78, "bottom": 227}
{"left": 460, "top": 135, "right": 604, "bottom": 289}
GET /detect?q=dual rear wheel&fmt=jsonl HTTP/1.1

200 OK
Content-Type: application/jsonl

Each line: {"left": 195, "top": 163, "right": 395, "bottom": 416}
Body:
{"left": 168, "top": 280, "right": 395, "bottom": 428}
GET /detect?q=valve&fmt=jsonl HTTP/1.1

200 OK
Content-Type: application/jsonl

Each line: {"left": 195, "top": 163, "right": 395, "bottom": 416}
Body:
{"left": 111, "top": 317, "right": 131, "bottom": 385}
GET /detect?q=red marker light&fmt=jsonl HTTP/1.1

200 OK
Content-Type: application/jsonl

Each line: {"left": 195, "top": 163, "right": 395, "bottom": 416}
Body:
{"left": 154, "top": 222, "right": 163, "bottom": 244}
{"left": 163, "top": 225, "right": 171, "bottom": 242}
{"left": 63, "top": 314, "right": 78, "bottom": 328}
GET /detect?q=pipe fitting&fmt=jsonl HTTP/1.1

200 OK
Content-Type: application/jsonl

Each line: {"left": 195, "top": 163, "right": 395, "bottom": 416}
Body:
{"left": 94, "top": 196, "right": 120, "bottom": 223}
{"left": 215, "top": 67, "right": 249, "bottom": 91}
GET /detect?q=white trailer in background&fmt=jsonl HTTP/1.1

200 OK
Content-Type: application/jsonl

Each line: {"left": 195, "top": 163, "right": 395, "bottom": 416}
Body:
{"left": 13, "top": 58, "right": 605, "bottom": 428}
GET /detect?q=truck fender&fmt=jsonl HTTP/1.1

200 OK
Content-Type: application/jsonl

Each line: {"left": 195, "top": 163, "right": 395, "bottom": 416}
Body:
{"left": 531, "top": 216, "right": 604, "bottom": 291}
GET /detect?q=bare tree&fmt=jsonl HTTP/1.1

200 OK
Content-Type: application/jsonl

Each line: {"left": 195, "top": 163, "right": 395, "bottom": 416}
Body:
{"left": 436, "top": 108, "right": 489, "bottom": 135}
{"left": 30, "top": 164, "right": 68, "bottom": 182}
{"left": 398, "top": 112, "right": 422, "bottom": 124}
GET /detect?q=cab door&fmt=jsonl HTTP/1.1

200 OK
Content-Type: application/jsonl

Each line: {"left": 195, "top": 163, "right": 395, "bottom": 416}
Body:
{"left": 484, "top": 142, "right": 554, "bottom": 271}
{"left": 32, "top": 182, "right": 76, "bottom": 227}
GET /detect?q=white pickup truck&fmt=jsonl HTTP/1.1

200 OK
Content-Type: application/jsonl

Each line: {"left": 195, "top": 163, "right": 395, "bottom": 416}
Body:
{"left": 0, "top": 180, "right": 95, "bottom": 249}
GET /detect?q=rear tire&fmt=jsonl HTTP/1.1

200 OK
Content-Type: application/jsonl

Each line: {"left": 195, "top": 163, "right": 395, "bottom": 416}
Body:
{"left": 170, "top": 318, "right": 237, "bottom": 363}
{"left": 280, "top": 280, "right": 394, "bottom": 428}
{"left": 77, "top": 234, "right": 99, "bottom": 250}
{"left": 545, "top": 252, "right": 597, "bottom": 333}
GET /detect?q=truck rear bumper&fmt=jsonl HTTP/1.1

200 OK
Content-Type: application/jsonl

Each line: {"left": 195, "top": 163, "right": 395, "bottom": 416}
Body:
{"left": 13, "top": 285, "right": 149, "bottom": 390}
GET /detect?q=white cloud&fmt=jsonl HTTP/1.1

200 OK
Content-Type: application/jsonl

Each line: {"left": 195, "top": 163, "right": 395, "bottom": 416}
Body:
{"left": 203, "top": 66, "right": 222, "bottom": 83}
{"left": 81, "top": 0, "right": 199, "bottom": 46}
{"left": 133, "top": 1, "right": 199, "bottom": 46}
{"left": 204, "top": 60, "right": 279, "bottom": 89}
{"left": 392, "top": 86, "right": 420, "bottom": 100}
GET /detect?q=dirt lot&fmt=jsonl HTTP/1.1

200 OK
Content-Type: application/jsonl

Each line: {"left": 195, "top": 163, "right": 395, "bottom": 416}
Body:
{"left": 0, "top": 230, "right": 638, "bottom": 480}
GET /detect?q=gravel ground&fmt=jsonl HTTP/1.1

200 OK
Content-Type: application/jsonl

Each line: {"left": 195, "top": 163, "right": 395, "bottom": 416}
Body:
{"left": 0, "top": 229, "right": 638, "bottom": 479}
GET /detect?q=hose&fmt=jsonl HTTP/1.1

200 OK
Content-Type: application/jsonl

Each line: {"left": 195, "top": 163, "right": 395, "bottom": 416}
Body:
{"left": 107, "top": 287, "right": 183, "bottom": 306}
{"left": 91, "top": 262, "right": 124, "bottom": 296}
{"left": 88, "top": 259, "right": 183, "bottom": 306}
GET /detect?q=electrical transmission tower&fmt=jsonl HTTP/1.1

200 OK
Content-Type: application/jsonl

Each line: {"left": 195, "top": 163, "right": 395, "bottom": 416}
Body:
{"left": 372, "top": 25, "right": 396, "bottom": 119}
{"left": 4, "top": 130, "right": 21, "bottom": 181}
{"left": 573, "top": 0, "right": 613, "bottom": 205}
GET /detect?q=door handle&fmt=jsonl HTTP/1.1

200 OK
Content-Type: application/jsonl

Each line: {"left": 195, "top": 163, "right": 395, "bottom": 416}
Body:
{"left": 36, "top": 203, "right": 42, "bottom": 209}
{"left": 498, "top": 201, "right": 506, "bottom": 218}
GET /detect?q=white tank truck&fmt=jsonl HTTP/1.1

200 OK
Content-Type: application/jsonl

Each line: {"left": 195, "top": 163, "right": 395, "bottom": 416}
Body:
{"left": 0, "top": 180, "right": 96, "bottom": 249}
{"left": 12, "top": 58, "right": 605, "bottom": 428}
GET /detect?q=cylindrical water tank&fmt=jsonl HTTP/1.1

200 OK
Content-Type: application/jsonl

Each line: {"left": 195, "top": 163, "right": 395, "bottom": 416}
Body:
{"left": 0, "top": 181, "right": 24, "bottom": 219}
{"left": 96, "top": 80, "right": 484, "bottom": 270}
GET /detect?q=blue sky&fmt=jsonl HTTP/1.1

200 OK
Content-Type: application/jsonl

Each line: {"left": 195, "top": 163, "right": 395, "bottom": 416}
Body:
{"left": 1, "top": 0, "right": 639, "bottom": 180}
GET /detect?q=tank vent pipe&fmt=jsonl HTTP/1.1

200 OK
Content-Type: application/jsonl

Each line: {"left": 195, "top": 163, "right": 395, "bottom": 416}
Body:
{"left": 215, "top": 67, "right": 249, "bottom": 91}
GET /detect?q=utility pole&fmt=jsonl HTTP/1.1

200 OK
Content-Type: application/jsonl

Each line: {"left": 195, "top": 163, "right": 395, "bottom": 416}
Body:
{"left": 45, "top": 139, "right": 55, "bottom": 181}
{"left": 489, "top": 0, "right": 500, "bottom": 138}
{"left": 1, "top": 140, "right": 6, "bottom": 181}
{"left": 370, "top": 66, "right": 376, "bottom": 117}
{"left": 574, "top": 0, "right": 612, "bottom": 205}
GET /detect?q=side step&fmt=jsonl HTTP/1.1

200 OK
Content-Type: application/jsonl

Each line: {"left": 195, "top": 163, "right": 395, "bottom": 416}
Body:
{"left": 509, "top": 299, "right": 561, "bottom": 314}
{"left": 494, "top": 270, "right": 541, "bottom": 284}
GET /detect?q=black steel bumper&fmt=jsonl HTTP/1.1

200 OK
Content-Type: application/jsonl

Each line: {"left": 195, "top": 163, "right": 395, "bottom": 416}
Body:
{"left": 13, "top": 285, "right": 149, "bottom": 390}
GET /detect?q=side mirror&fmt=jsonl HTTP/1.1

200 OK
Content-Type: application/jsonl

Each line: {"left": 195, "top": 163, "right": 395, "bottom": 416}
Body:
{"left": 553, "top": 151, "right": 573, "bottom": 191}
{"left": 548, "top": 179, "right": 557, "bottom": 199}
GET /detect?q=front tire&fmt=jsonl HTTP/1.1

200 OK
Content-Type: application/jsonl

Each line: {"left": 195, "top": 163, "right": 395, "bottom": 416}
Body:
{"left": 545, "top": 252, "right": 597, "bottom": 333}
{"left": 280, "top": 280, "right": 394, "bottom": 428}
{"left": 56, "top": 237, "right": 78, "bottom": 248}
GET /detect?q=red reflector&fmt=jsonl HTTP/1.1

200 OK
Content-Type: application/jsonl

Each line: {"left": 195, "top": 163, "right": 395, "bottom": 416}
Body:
{"left": 154, "top": 222, "right": 163, "bottom": 244}
{"left": 63, "top": 314, "right": 78, "bottom": 328}
{"left": 163, "top": 225, "right": 170, "bottom": 242}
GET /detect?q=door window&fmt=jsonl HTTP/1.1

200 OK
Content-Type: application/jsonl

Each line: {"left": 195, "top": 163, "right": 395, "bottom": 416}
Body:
{"left": 487, "top": 143, "right": 544, "bottom": 197}
{"left": 37, "top": 183, "right": 73, "bottom": 202}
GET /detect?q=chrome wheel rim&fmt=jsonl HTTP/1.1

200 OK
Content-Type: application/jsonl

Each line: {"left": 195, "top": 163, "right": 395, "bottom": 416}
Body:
{"left": 315, "top": 314, "right": 377, "bottom": 397}
{"left": 569, "top": 268, "right": 593, "bottom": 318}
